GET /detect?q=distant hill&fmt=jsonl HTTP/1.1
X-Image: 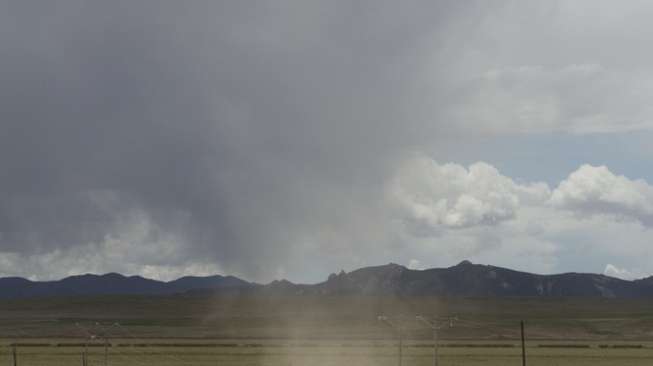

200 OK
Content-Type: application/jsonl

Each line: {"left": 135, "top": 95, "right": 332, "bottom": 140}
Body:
{"left": 0, "top": 273, "right": 251, "bottom": 299}
{"left": 2, "top": 261, "right": 653, "bottom": 299}
{"left": 298, "top": 261, "right": 653, "bottom": 298}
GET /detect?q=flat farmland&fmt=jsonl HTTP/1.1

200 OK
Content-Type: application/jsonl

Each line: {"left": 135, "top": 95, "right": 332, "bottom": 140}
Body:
{"left": 1, "top": 294, "right": 653, "bottom": 364}
{"left": 1, "top": 341, "right": 653, "bottom": 365}
{"left": 2, "top": 294, "right": 653, "bottom": 340}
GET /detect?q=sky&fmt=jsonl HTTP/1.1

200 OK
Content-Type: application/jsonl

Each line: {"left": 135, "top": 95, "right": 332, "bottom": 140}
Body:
{"left": 2, "top": 1, "right": 653, "bottom": 283}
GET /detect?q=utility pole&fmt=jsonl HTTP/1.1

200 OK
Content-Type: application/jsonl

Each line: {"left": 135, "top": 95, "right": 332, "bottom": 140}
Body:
{"left": 432, "top": 326, "right": 438, "bottom": 366}
{"left": 521, "top": 320, "right": 526, "bottom": 366}
{"left": 91, "top": 321, "right": 110, "bottom": 366}
{"left": 416, "top": 315, "right": 457, "bottom": 366}
{"left": 104, "top": 336, "right": 109, "bottom": 366}
{"left": 378, "top": 315, "right": 404, "bottom": 366}
{"left": 398, "top": 322, "right": 403, "bottom": 366}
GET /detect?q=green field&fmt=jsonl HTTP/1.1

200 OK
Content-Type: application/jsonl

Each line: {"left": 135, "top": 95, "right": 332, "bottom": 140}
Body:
{"left": 1, "top": 294, "right": 653, "bottom": 364}
{"left": 2, "top": 341, "right": 653, "bottom": 365}
{"left": 3, "top": 294, "right": 653, "bottom": 340}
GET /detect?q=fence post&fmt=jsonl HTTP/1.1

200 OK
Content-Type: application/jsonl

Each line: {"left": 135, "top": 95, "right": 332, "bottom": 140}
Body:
{"left": 398, "top": 323, "right": 403, "bottom": 366}
{"left": 433, "top": 327, "right": 438, "bottom": 366}
{"left": 521, "top": 320, "right": 526, "bottom": 366}
{"left": 12, "top": 344, "right": 17, "bottom": 366}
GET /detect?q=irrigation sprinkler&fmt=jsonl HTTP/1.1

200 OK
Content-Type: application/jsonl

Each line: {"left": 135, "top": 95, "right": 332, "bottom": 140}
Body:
{"left": 378, "top": 315, "right": 404, "bottom": 366}
{"left": 416, "top": 315, "right": 457, "bottom": 366}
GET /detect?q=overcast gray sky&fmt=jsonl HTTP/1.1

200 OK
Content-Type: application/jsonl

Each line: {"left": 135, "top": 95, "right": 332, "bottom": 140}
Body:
{"left": 2, "top": 1, "right": 653, "bottom": 283}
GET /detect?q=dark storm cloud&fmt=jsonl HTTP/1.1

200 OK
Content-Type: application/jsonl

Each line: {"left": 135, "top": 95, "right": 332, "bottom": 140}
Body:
{"left": 6, "top": 1, "right": 653, "bottom": 282}
{"left": 0, "top": 1, "right": 481, "bottom": 280}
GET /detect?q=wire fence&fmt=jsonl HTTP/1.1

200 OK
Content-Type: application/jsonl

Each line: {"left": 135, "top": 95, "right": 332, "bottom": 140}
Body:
{"left": 3, "top": 318, "right": 653, "bottom": 366}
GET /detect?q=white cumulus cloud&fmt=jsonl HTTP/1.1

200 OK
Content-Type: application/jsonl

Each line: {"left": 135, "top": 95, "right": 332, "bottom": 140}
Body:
{"left": 408, "top": 259, "right": 423, "bottom": 270}
{"left": 551, "top": 165, "right": 653, "bottom": 225}
{"left": 389, "top": 155, "right": 550, "bottom": 232}
{"left": 604, "top": 264, "right": 644, "bottom": 280}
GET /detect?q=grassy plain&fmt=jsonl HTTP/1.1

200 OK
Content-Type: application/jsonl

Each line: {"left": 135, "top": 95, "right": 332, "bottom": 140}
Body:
{"left": 1, "top": 294, "right": 653, "bottom": 364}
{"left": 1, "top": 341, "right": 653, "bottom": 365}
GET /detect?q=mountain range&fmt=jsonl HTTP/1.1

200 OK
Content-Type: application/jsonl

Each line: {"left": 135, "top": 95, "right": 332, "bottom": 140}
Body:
{"left": 2, "top": 260, "right": 653, "bottom": 299}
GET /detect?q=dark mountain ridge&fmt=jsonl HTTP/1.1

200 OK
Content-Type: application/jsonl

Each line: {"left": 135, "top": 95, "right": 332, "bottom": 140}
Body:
{"left": 310, "top": 261, "right": 649, "bottom": 298}
{"left": 1, "top": 261, "right": 652, "bottom": 299}
{"left": 0, "top": 272, "right": 251, "bottom": 299}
